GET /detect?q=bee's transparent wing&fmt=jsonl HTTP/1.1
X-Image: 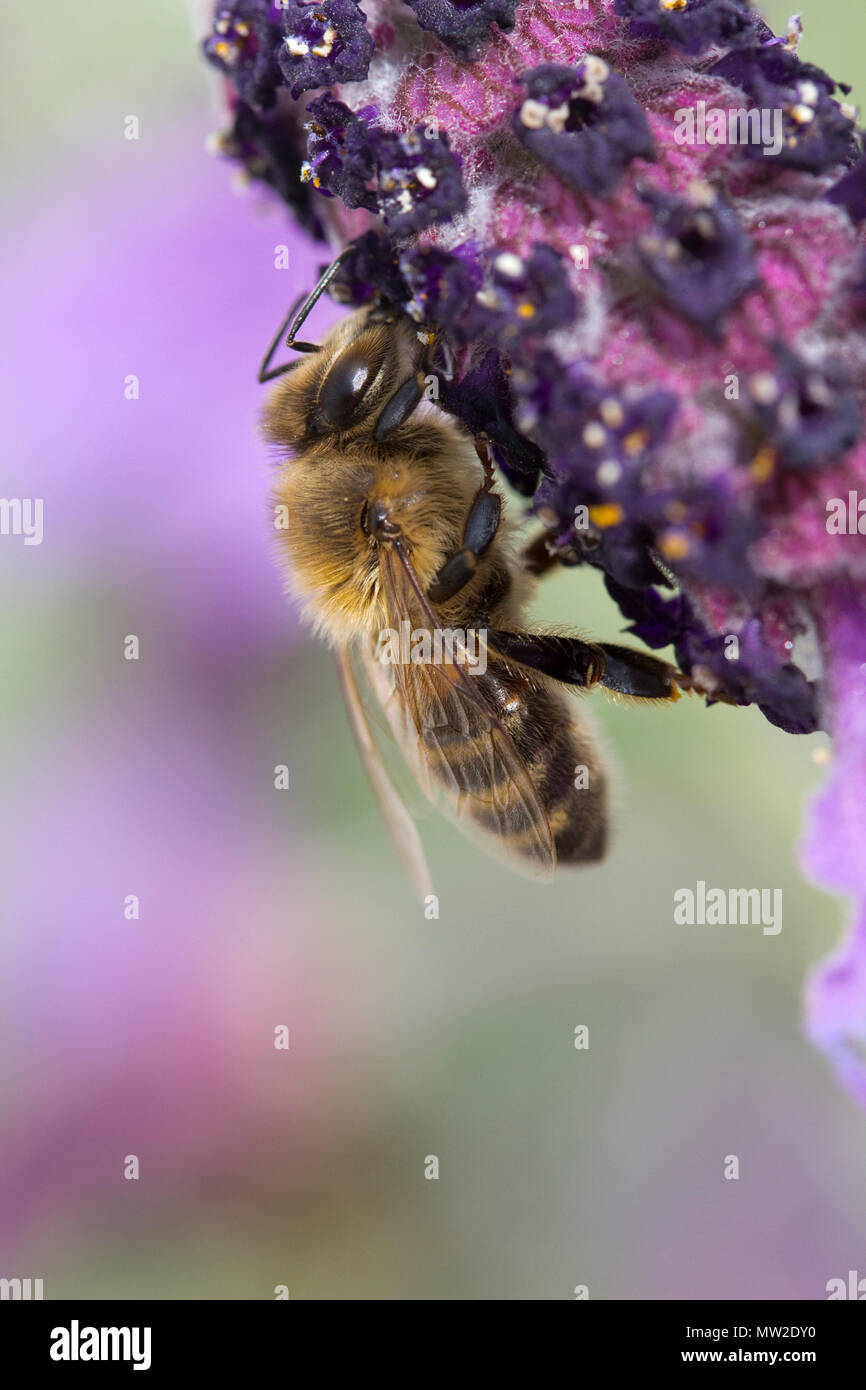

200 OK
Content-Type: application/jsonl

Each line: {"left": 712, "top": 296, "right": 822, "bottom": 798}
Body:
{"left": 372, "top": 541, "right": 555, "bottom": 879}
{"left": 335, "top": 647, "right": 433, "bottom": 902}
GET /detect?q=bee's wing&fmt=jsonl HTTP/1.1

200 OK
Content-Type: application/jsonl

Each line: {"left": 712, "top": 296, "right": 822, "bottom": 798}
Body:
{"left": 335, "top": 647, "right": 434, "bottom": 902}
{"left": 372, "top": 541, "right": 555, "bottom": 879}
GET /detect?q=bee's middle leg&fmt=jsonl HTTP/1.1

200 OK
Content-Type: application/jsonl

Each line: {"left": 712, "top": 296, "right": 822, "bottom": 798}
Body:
{"left": 428, "top": 436, "right": 501, "bottom": 604}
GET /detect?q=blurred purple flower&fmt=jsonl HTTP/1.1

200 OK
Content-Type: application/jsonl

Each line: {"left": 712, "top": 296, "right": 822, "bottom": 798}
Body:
{"left": 804, "top": 587, "right": 866, "bottom": 1108}
{"left": 202, "top": 2, "right": 285, "bottom": 110}
{"left": 0, "top": 139, "right": 333, "bottom": 666}
{"left": 0, "top": 115, "right": 395, "bottom": 1253}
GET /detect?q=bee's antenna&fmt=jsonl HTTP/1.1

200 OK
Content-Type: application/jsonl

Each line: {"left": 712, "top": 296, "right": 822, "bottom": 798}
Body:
{"left": 258, "top": 292, "right": 308, "bottom": 383}
{"left": 287, "top": 247, "right": 353, "bottom": 349}
{"left": 257, "top": 248, "right": 353, "bottom": 384}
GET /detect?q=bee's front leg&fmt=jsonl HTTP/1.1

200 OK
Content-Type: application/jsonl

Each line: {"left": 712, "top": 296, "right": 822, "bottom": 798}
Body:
{"left": 373, "top": 332, "right": 438, "bottom": 443}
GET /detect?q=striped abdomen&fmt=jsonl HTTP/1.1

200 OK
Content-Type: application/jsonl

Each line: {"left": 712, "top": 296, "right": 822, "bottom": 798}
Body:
{"left": 425, "top": 657, "right": 608, "bottom": 867}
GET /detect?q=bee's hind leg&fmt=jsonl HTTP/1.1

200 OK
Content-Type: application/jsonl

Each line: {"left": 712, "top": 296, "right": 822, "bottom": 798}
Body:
{"left": 428, "top": 438, "right": 501, "bottom": 605}
{"left": 486, "top": 631, "right": 681, "bottom": 701}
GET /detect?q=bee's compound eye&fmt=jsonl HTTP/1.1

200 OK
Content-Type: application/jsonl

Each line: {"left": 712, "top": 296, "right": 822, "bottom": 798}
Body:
{"left": 319, "top": 346, "right": 379, "bottom": 429}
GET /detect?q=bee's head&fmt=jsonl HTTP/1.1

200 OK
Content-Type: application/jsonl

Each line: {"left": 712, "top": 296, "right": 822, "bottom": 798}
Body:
{"left": 264, "top": 301, "right": 486, "bottom": 644}
{"left": 263, "top": 305, "right": 420, "bottom": 452}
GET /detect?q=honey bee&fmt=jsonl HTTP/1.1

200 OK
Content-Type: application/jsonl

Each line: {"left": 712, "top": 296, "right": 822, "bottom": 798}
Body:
{"left": 261, "top": 251, "right": 683, "bottom": 892}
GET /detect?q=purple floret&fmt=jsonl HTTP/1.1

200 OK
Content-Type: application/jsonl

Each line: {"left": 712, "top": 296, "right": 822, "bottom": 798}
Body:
{"left": 711, "top": 43, "right": 860, "bottom": 173}
{"left": 637, "top": 185, "right": 759, "bottom": 340}
{"left": 514, "top": 60, "right": 655, "bottom": 197}
{"left": 467, "top": 245, "right": 580, "bottom": 344}
{"left": 303, "top": 101, "right": 468, "bottom": 233}
{"left": 742, "top": 345, "right": 861, "bottom": 471}
{"left": 202, "top": 1, "right": 285, "bottom": 111}
{"left": 302, "top": 96, "right": 378, "bottom": 209}
{"left": 608, "top": 581, "right": 821, "bottom": 734}
{"left": 614, "top": 0, "right": 758, "bottom": 55}
{"left": 404, "top": 0, "right": 521, "bottom": 63}
{"left": 278, "top": 0, "right": 373, "bottom": 100}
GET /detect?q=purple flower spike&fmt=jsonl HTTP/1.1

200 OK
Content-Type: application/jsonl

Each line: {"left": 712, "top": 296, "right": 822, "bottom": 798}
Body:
{"left": 404, "top": 0, "right": 521, "bottom": 63}
{"left": 514, "top": 60, "right": 655, "bottom": 197}
{"left": 614, "top": 0, "right": 757, "bottom": 55}
{"left": 202, "top": 2, "right": 285, "bottom": 111}
{"left": 805, "top": 589, "right": 866, "bottom": 1106}
{"left": 278, "top": 0, "right": 374, "bottom": 100}
{"left": 637, "top": 183, "right": 759, "bottom": 340}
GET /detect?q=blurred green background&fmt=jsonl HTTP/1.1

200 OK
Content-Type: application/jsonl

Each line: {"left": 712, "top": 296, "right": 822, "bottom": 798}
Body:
{"left": 1, "top": 0, "right": 864, "bottom": 1300}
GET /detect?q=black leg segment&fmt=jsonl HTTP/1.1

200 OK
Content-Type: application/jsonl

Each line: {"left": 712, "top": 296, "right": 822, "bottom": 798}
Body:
{"left": 462, "top": 488, "right": 501, "bottom": 556}
{"left": 428, "top": 548, "right": 478, "bottom": 604}
{"left": 487, "top": 632, "right": 604, "bottom": 687}
{"left": 428, "top": 483, "right": 502, "bottom": 605}
{"left": 594, "top": 642, "right": 681, "bottom": 699}
{"left": 487, "top": 631, "right": 680, "bottom": 700}
{"left": 373, "top": 373, "right": 426, "bottom": 442}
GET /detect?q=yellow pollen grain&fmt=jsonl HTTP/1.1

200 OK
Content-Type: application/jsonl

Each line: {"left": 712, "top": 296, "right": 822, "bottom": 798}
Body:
{"left": 659, "top": 530, "right": 690, "bottom": 559}
{"left": 660, "top": 0, "right": 687, "bottom": 10}
{"left": 624, "top": 429, "right": 648, "bottom": 455}
{"left": 517, "top": 302, "right": 536, "bottom": 318}
{"left": 589, "top": 503, "right": 624, "bottom": 529}
{"left": 750, "top": 446, "right": 776, "bottom": 482}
